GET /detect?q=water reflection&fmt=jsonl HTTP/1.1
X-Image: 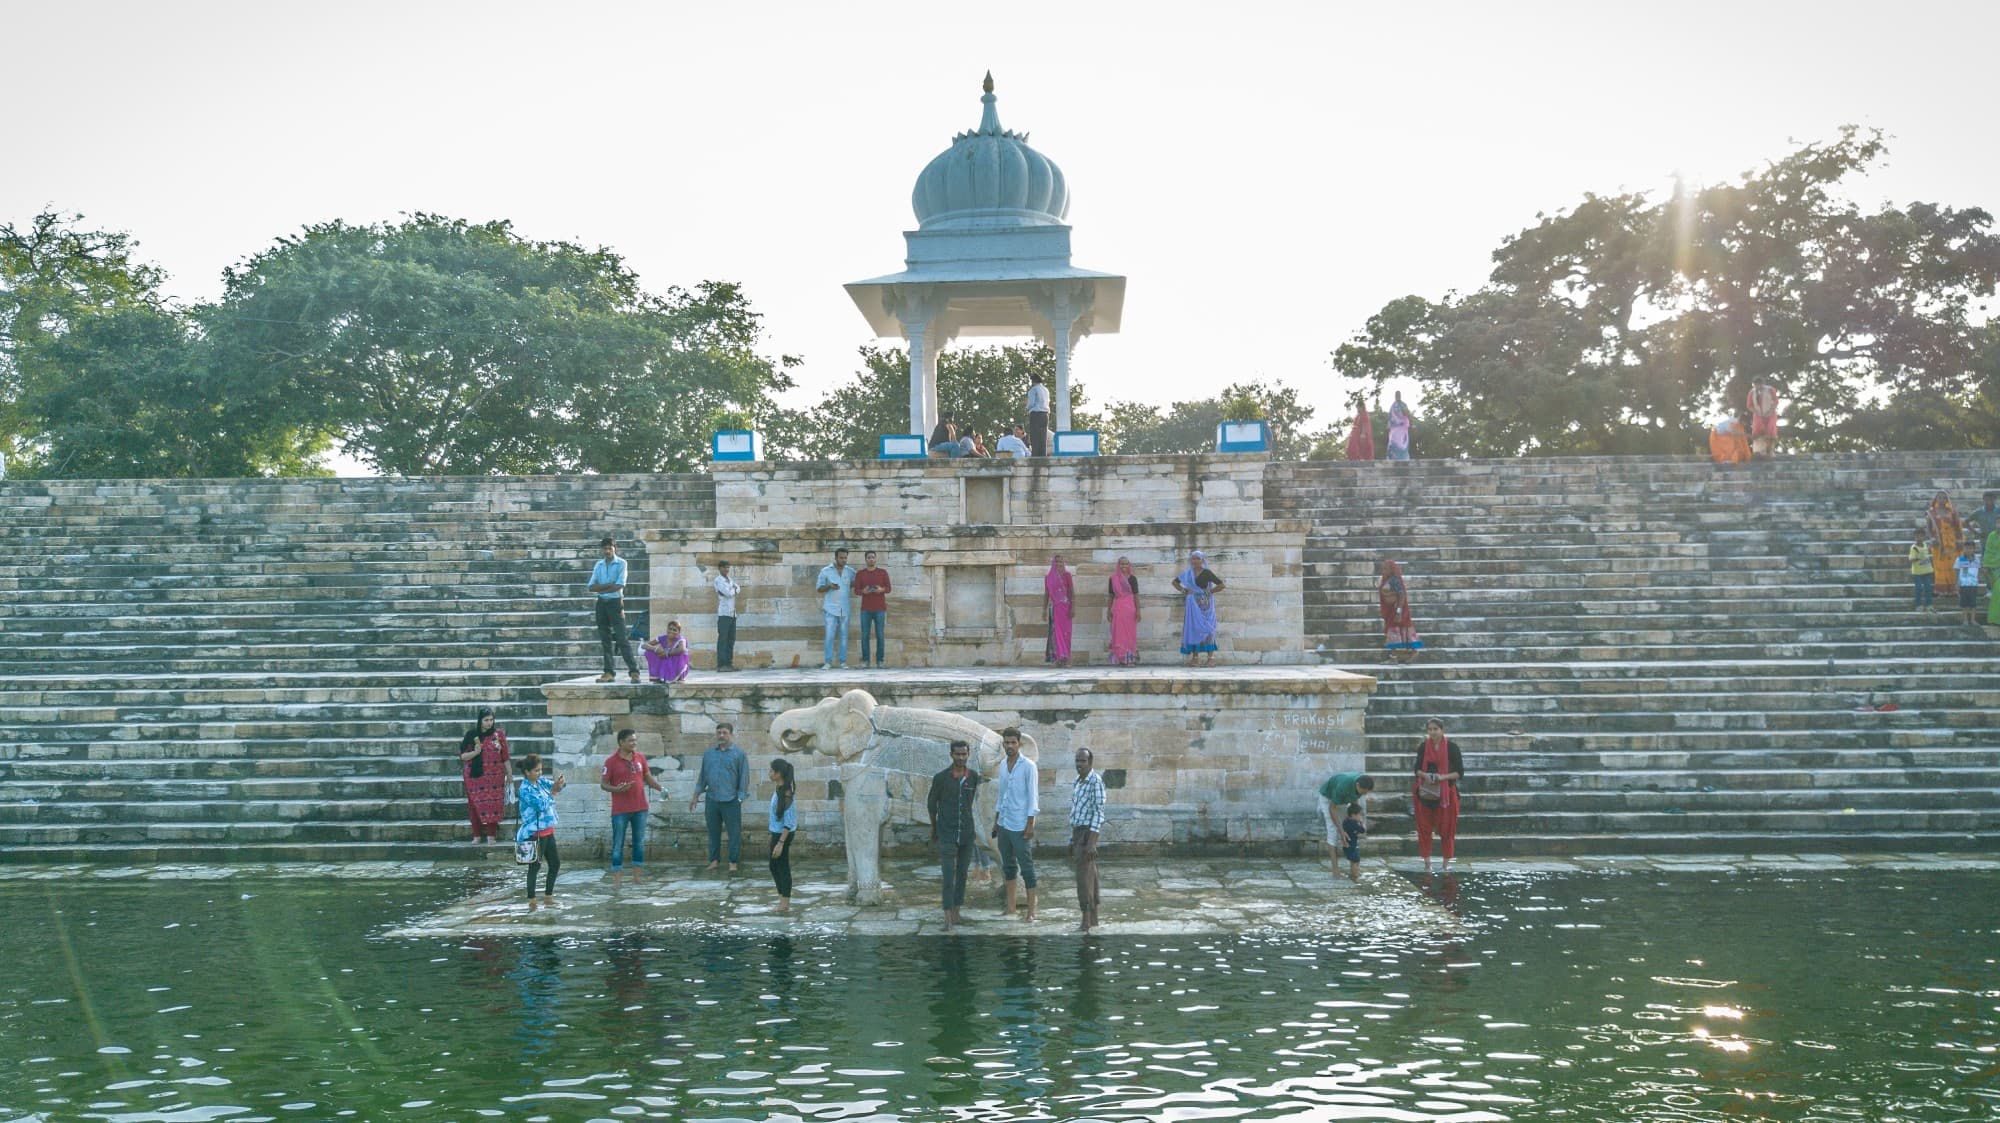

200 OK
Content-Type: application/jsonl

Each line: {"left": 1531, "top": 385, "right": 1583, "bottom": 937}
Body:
{"left": 1, "top": 870, "right": 1995, "bottom": 1121}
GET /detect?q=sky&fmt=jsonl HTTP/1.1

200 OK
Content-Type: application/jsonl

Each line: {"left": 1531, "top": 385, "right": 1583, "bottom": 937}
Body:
{"left": 7, "top": 0, "right": 1997, "bottom": 469}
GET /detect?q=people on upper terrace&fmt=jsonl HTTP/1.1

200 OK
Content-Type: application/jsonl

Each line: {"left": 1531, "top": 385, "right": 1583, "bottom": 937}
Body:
{"left": 1345, "top": 397, "right": 1375, "bottom": 461}
{"left": 1746, "top": 381, "right": 1781, "bottom": 456}
{"left": 1387, "top": 392, "right": 1412, "bottom": 461}
{"left": 1709, "top": 414, "right": 1752, "bottom": 464}
{"left": 1173, "top": 549, "right": 1224, "bottom": 666}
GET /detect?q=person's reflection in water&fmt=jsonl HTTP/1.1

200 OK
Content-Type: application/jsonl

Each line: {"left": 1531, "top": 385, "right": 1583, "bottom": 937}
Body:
{"left": 506, "top": 939, "right": 565, "bottom": 1060}
{"left": 600, "top": 934, "right": 648, "bottom": 1028}
{"left": 923, "top": 938, "right": 982, "bottom": 1092}
{"left": 991, "top": 936, "right": 1049, "bottom": 1097}
{"left": 761, "top": 936, "right": 799, "bottom": 1022}
{"left": 1417, "top": 874, "right": 1473, "bottom": 999}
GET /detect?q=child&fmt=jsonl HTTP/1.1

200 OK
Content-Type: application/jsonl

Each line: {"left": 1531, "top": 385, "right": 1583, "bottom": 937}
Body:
{"left": 1956, "top": 544, "right": 1982, "bottom": 625}
{"left": 1340, "top": 802, "right": 1367, "bottom": 882}
{"left": 1910, "top": 531, "right": 1935, "bottom": 610}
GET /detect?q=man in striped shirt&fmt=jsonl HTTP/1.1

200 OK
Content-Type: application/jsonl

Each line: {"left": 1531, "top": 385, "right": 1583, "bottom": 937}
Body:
{"left": 1068, "top": 747, "right": 1106, "bottom": 932}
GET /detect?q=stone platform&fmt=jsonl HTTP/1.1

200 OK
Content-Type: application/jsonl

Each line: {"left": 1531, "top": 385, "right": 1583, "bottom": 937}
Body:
{"left": 540, "top": 665, "right": 1373, "bottom": 860}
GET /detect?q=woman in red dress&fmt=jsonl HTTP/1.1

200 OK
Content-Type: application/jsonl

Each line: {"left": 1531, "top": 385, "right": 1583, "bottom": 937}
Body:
{"left": 1411, "top": 719, "right": 1464, "bottom": 874}
{"left": 1345, "top": 397, "right": 1376, "bottom": 461}
{"left": 456, "top": 709, "right": 511, "bottom": 843}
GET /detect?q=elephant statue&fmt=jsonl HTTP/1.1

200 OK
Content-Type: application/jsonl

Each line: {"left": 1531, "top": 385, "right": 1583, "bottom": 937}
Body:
{"left": 769, "top": 688, "right": 1037, "bottom": 906}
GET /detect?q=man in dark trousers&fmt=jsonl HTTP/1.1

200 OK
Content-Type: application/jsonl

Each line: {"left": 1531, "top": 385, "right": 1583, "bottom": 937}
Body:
{"left": 926, "top": 740, "right": 982, "bottom": 933}
{"left": 588, "top": 537, "right": 641, "bottom": 683}
{"left": 1025, "top": 372, "right": 1051, "bottom": 456}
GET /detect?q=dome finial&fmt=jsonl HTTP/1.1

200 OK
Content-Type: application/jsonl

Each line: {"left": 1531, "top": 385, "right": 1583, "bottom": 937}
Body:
{"left": 978, "top": 71, "right": 1001, "bottom": 135}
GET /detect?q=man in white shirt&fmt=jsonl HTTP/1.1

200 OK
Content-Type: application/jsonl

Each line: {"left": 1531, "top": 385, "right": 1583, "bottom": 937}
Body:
{"left": 996, "top": 424, "right": 1029, "bottom": 458}
{"left": 993, "top": 726, "right": 1040, "bottom": 921}
{"left": 813, "top": 548, "right": 856, "bottom": 670}
{"left": 712, "top": 560, "right": 742, "bottom": 671}
{"left": 1025, "top": 374, "right": 1051, "bottom": 456}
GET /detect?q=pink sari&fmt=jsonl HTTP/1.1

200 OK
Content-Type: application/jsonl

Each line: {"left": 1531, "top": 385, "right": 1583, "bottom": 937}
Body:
{"left": 1108, "top": 564, "right": 1139, "bottom": 665}
{"left": 1045, "top": 561, "right": 1075, "bottom": 665}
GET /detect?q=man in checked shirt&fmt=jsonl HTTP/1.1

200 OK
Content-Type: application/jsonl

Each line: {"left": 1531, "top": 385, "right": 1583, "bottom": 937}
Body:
{"left": 1068, "top": 747, "right": 1106, "bottom": 932}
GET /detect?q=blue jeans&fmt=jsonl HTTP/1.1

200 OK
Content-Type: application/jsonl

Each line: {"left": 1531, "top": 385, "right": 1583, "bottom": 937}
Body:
{"left": 997, "top": 826, "right": 1037, "bottom": 889}
{"left": 857, "top": 610, "right": 886, "bottom": 665}
{"left": 704, "top": 797, "right": 743, "bottom": 864}
{"left": 822, "top": 611, "right": 848, "bottom": 666}
{"left": 609, "top": 810, "right": 647, "bottom": 869}
{"left": 1913, "top": 574, "right": 1934, "bottom": 607}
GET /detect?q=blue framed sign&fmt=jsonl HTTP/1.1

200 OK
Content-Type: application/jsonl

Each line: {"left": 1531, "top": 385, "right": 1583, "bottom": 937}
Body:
{"left": 712, "top": 430, "right": 762, "bottom": 461}
{"left": 1215, "top": 420, "right": 1270, "bottom": 453}
{"left": 879, "top": 434, "right": 928, "bottom": 459}
{"left": 1053, "top": 430, "right": 1100, "bottom": 457}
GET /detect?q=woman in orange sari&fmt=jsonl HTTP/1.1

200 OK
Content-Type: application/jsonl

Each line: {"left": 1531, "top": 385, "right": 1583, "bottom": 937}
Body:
{"left": 1709, "top": 415, "right": 1751, "bottom": 464}
{"left": 1929, "top": 492, "right": 1963, "bottom": 596}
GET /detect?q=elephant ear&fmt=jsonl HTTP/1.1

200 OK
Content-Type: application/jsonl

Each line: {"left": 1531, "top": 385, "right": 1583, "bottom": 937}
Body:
{"left": 830, "top": 690, "right": 878, "bottom": 762}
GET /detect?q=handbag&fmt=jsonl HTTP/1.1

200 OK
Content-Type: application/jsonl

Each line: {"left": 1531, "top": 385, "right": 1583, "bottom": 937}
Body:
{"left": 1416, "top": 772, "right": 1444, "bottom": 807}
{"left": 514, "top": 837, "right": 540, "bottom": 864}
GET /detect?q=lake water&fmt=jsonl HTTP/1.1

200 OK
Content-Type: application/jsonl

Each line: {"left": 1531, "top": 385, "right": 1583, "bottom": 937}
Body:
{"left": 3, "top": 864, "right": 1995, "bottom": 1121}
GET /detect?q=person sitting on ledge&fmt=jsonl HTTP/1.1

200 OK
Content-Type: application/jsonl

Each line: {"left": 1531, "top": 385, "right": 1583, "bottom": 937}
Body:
{"left": 642, "top": 620, "right": 691, "bottom": 683}
{"left": 996, "top": 424, "right": 1029, "bottom": 458}
{"left": 927, "top": 414, "right": 962, "bottom": 457}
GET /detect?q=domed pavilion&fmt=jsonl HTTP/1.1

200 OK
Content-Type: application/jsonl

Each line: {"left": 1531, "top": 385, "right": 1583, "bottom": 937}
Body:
{"left": 845, "top": 73, "right": 1126, "bottom": 439}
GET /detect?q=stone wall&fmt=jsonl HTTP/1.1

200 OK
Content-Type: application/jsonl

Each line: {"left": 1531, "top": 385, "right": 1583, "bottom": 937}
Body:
{"left": 641, "top": 520, "right": 1309, "bottom": 668}
{"left": 542, "top": 668, "right": 1374, "bottom": 859}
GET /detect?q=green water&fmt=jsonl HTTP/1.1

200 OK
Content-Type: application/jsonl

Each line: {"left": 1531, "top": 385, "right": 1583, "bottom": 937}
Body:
{"left": 3, "top": 868, "right": 1995, "bottom": 1122}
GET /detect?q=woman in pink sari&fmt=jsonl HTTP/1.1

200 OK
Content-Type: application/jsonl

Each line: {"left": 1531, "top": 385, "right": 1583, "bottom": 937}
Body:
{"left": 1106, "top": 556, "right": 1141, "bottom": 665}
{"left": 1345, "top": 398, "right": 1376, "bottom": 461}
{"left": 1044, "top": 553, "right": 1075, "bottom": 666}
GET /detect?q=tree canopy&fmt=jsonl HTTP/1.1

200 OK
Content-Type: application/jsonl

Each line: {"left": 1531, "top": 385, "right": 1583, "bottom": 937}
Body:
{"left": 1333, "top": 129, "right": 2000, "bottom": 456}
{"left": 1104, "top": 380, "right": 1325, "bottom": 459}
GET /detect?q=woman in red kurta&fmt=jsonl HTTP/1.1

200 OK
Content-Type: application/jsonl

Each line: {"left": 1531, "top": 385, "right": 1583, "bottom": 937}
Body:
{"left": 1411, "top": 719, "right": 1464, "bottom": 874}
{"left": 1345, "top": 398, "right": 1376, "bottom": 461}
{"left": 456, "top": 709, "right": 511, "bottom": 843}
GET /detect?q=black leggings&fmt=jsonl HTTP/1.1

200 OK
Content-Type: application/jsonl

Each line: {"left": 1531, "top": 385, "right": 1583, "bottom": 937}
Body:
{"left": 526, "top": 834, "right": 560, "bottom": 896}
{"left": 769, "top": 832, "right": 792, "bottom": 897}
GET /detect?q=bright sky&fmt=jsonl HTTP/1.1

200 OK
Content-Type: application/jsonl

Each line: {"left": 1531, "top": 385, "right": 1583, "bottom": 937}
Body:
{"left": 8, "top": 0, "right": 1996, "bottom": 468}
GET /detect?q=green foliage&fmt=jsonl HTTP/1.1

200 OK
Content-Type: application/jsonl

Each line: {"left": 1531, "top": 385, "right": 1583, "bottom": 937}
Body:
{"left": 1104, "top": 380, "right": 1325, "bottom": 460}
{"left": 1334, "top": 129, "right": 2000, "bottom": 455}
{"left": 774, "top": 343, "right": 1093, "bottom": 460}
{"left": 212, "top": 215, "right": 795, "bottom": 475}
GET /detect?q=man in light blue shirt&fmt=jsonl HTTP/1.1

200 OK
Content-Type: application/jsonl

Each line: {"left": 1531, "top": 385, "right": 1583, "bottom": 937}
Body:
{"left": 993, "top": 726, "right": 1040, "bottom": 921}
{"left": 589, "top": 537, "right": 641, "bottom": 683}
{"left": 814, "top": 548, "right": 856, "bottom": 670}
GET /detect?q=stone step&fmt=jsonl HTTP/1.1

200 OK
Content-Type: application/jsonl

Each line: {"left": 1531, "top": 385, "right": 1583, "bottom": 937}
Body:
{"left": 1347, "top": 805, "right": 2000, "bottom": 834}
{"left": 1357, "top": 829, "right": 1994, "bottom": 857}
{"left": 0, "top": 795, "right": 473, "bottom": 825}
{"left": 0, "top": 819, "right": 515, "bottom": 845}
{"left": 7, "top": 751, "right": 549, "bottom": 778}
{"left": 1353, "top": 764, "right": 2000, "bottom": 792}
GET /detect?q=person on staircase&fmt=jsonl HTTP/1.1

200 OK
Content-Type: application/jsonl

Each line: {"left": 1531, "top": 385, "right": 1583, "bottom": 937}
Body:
{"left": 1928, "top": 492, "right": 1964, "bottom": 600}
{"left": 1746, "top": 381, "right": 1781, "bottom": 456}
{"left": 1708, "top": 414, "right": 1752, "bottom": 464}
{"left": 1344, "top": 396, "right": 1375, "bottom": 461}
{"left": 1377, "top": 559, "right": 1423, "bottom": 664}
{"left": 589, "top": 537, "right": 642, "bottom": 684}
{"left": 1386, "top": 392, "right": 1413, "bottom": 461}
{"left": 1984, "top": 524, "right": 2000, "bottom": 627}
{"left": 1910, "top": 528, "right": 1936, "bottom": 611}
{"left": 455, "top": 709, "right": 511, "bottom": 844}
{"left": 1411, "top": 719, "right": 1464, "bottom": 875}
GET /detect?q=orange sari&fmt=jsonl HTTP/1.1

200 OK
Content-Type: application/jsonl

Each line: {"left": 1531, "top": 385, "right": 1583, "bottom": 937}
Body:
{"left": 1929, "top": 496, "right": 1962, "bottom": 595}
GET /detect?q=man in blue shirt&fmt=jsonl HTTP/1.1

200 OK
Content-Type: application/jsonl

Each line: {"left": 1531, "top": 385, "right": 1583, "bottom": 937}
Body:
{"left": 688, "top": 722, "right": 750, "bottom": 872}
{"left": 589, "top": 537, "right": 641, "bottom": 684}
{"left": 814, "top": 548, "right": 856, "bottom": 671}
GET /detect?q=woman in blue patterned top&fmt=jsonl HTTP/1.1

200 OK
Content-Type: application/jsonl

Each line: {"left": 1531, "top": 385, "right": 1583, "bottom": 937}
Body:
{"left": 514, "top": 755, "right": 568, "bottom": 904}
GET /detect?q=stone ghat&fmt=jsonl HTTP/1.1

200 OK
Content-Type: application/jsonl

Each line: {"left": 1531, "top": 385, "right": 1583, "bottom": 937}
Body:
{"left": 1267, "top": 451, "right": 2000, "bottom": 855}
{"left": 5, "top": 452, "right": 2000, "bottom": 862}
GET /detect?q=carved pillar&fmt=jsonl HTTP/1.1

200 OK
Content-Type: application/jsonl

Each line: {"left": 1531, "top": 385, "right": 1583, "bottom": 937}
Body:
{"left": 1032, "top": 281, "right": 1094, "bottom": 434}
{"left": 1051, "top": 318, "right": 1073, "bottom": 433}
{"left": 892, "top": 288, "right": 947, "bottom": 436}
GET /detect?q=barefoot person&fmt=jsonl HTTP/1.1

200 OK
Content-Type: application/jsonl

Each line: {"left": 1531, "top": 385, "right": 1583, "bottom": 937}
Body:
{"left": 993, "top": 727, "right": 1039, "bottom": 921}
{"left": 690, "top": 723, "right": 749, "bottom": 873}
{"left": 1316, "top": 771, "right": 1374, "bottom": 878}
{"left": 767, "top": 758, "right": 798, "bottom": 913}
{"left": 1068, "top": 747, "right": 1106, "bottom": 932}
{"left": 588, "top": 537, "right": 642, "bottom": 684}
{"left": 927, "top": 741, "right": 982, "bottom": 933}
{"left": 514, "top": 754, "right": 567, "bottom": 904}
{"left": 1377, "top": 559, "right": 1423, "bottom": 665}
{"left": 1173, "top": 550, "right": 1224, "bottom": 667}
{"left": 1411, "top": 719, "right": 1465, "bottom": 874}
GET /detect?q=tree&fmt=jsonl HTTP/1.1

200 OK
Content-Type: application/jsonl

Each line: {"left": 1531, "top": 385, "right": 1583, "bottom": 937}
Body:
{"left": 1104, "top": 380, "right": 1327, "bottom": 460}
{"left": 1333, "top": 129, "right": 2000, "bottom": 456}
{"left": 210, "top": 215, "right": 795, "bottom": 474}
{"left": 775, "top": 343, "right": 1094, "bottom": 460}
{"left": 0, "top": 212, "right": 168, "bottom": 474}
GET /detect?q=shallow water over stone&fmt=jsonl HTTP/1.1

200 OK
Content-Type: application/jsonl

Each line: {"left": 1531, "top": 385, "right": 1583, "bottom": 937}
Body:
{"left": 3, "top": 861, "right": 1995, "bottom": 1121}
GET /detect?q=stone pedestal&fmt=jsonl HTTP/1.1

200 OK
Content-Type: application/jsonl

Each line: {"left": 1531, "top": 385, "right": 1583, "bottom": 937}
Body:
{"left": 542, "top": 666, "right": 1374, "bottom": 859}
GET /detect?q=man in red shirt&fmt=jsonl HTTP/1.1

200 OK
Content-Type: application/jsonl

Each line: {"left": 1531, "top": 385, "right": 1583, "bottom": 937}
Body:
{"left": 854, "top": 550, "right": 892, "bottom": 668}
{"left": 600, "top": 728, "right": 664, "bottom": 881}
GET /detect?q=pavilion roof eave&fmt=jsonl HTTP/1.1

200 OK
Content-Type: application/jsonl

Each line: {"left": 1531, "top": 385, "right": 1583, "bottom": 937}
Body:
{"left": 843, "top": 270, "right": 1126, "bottom": 339}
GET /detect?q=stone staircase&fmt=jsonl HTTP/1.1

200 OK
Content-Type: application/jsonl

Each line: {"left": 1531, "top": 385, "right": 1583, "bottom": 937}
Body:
{"left": 1268, "top": 452, "right": 2000, "bottom": 855}
{"left": 0, "top": 476, "right": 713, "bottom": 862}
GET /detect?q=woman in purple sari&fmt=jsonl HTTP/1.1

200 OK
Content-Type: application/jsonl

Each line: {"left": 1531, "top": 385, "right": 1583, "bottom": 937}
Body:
{"left": 1044, "top": 554, "right": 1075, "bottom": 666}
{"left": 642, "top": 620, "right": 691, "bottom": 683}
{"left": 1173, "top": 549, "right": 1225, "bottom": 666}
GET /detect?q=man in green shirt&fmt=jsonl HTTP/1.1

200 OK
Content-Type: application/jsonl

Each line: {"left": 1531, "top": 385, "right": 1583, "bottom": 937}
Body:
{"left": 1317, "top": 772, "right": 1374, "bottom": 877}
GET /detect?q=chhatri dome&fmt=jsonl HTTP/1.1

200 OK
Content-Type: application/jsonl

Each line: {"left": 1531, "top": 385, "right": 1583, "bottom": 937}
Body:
{"left": 847, "top": 73, "right": 1124, "bottom": 438}
{"left": 910, "top": 73, "right": 1070, "bottom": 231}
